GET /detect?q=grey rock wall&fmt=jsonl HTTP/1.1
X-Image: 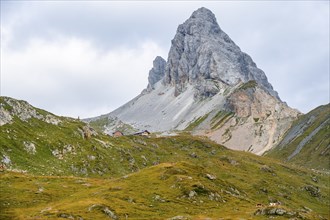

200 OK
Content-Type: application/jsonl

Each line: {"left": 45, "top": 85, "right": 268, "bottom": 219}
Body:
{"left": 163, "top": 7, "right": 279, "bottom": 99}
{"left": 147, "top": 56, "right": 166, "bottom": 91}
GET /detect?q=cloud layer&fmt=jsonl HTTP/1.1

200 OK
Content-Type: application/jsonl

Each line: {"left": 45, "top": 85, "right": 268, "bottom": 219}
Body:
{"left": 1, "top": 1, "right": 329, "bottom": 117}
{"left": 2, "top": 36, "right": 165, "bottom": 117}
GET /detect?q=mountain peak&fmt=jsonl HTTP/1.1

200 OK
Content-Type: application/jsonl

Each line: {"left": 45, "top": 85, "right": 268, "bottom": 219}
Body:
{"left": 90, "top": 8, "right": 299, "bottom": 156}
{"left": 164, "top": 7, "right": 279, "bottom": 99}
{"left": 190, "top": 7, "right": 217, "bottom": 23}
{"left": 177, "top": 7, "right": 222, "bottom": 37}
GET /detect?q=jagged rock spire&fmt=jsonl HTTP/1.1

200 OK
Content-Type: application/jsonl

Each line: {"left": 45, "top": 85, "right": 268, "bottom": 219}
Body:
{"left": 163, "top": 7, "right": 279, "bottom": 99}
{"left": 147, "top": 56, "right": 166, "bottom": 91}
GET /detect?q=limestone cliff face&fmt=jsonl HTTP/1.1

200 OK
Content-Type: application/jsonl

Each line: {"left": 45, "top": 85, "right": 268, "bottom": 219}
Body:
{"left": 163, "top": 7, "right": 278, "bottom": 99}
{"left": 195, "top": 82, "right": 299, "bottom": 155}
{"left": 90, "top": 7, "right": 300, "bottom": 154}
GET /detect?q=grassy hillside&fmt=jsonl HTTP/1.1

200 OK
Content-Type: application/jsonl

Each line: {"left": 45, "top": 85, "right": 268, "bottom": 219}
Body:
{"left": 0, "top": 97, "right": 329, "bottom": 219}
{"left": 265, "top": 104, "right": 330, "bottom": 170}
{"left": 1, "top": 144, "right": 329, "bottom": 219}
{"left": 85, "top": 114, "right": 137, "bottom": 135}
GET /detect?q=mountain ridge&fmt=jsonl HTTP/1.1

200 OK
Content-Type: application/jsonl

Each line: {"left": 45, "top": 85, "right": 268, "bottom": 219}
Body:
{"left": 265, "top": 104, "right": 330, "bottom": 170}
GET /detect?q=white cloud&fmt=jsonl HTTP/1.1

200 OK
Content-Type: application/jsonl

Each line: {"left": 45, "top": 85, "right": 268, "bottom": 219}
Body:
{"left": 1, "top": 1, "right": 329, "bottom": 117}
{"left": 1, "top": 36, "right": 166, "bottom": 118}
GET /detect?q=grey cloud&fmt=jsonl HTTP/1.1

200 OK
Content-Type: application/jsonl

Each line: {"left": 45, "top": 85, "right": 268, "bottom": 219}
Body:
{"left": 1, "top": 1, "right": 329, "bottom": 117}
{"left": 2, "top": 1, "right": 187, "bottom": 50}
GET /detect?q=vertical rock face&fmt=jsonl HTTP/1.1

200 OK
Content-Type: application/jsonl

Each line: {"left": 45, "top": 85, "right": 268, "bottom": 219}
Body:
{"left": 147, "top": 56, "right": 166, "bottom": 91}
{"left": 201, "top": 82, "right": 299, "bottom": 155}
{"left": 164, "top": 7, "right": 278, "bottom": 99}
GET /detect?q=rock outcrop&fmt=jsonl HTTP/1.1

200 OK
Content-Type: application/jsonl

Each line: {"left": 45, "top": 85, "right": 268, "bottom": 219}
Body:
{"left": 0, "top": 96, "right": 61, "bottom": 126}
{"left": 197, "top": 81, "right": 299, "bottom": 154}
{"left": 147, "top": 56, "right": 166, "bottom": 91}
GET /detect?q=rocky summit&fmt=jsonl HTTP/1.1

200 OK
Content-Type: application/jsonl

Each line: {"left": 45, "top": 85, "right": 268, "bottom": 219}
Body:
{"left": 163, "top": 7, "right": 278, "bottom": 99}
{"left": 89, "top": 7, "right": 299, "bottom": 155}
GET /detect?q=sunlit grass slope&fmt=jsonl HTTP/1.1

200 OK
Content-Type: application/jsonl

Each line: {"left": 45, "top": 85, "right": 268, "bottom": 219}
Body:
{"left": 0, "top": 97, "right": 329, "bottom": 219}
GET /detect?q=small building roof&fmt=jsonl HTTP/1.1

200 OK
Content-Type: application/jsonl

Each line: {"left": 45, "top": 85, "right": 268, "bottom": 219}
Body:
{"left": 133, "top": 130, "right": 151, "bottom": 135}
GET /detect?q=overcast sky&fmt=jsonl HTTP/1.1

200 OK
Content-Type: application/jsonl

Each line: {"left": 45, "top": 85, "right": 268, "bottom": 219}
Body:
{"left": 1, "top": 1, "right": 329, "bottom": 118}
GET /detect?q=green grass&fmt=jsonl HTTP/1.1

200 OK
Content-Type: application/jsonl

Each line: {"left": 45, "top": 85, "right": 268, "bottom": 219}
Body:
{"left": 185, "top": 113, "right": 210, "bottom": 131}
{"left": 87, "top": 116, "right": 110, "bottom": 131}
{"left": 211, "top": 111, "right": 234, "bottom": 130}
{"left": 237, "top": 80, "right": 258, "bottom": 91}
{"left": 1, "top": 97, "right": 329, "bottom": 219}
{"left": 266, "top": 104, "right": 330, "bottom": 170}
{"left": 88, "top": 115, "right": 136, "bottom": 134}
{"left": 1, "top": 145, "right": 329, "bottom": 219}
{"left": 1, "top": 128, "right": 329, "bottom": 219}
